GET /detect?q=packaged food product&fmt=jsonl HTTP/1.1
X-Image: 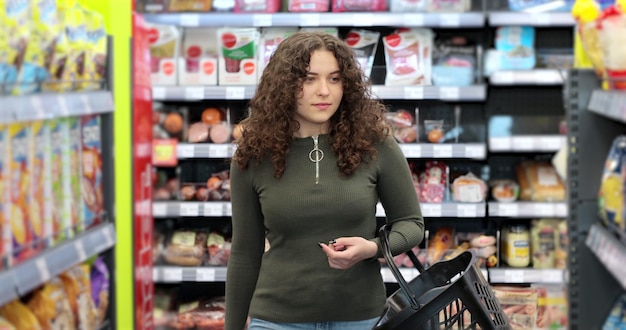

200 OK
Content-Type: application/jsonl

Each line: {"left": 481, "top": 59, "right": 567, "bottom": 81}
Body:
{"left": 0, "top": 6, "right": 11, "bottom": 94}
{"left": 3, "top": 0, "right": 31, "bottom": 94}
{"left": 235, "top": 0, "right": 281, "bottom": 12}
{"left": 427, "top": 226, "right": 454, "bottom": 265}
{"left": 207, "top": 231, "right": 231, "bottom": 266}
{"left": 66, "top": 117, "right": 83, "bottom": 234}
{"left": 599, "top": 135, "right": 626, "bottom": 231}
{"left": 0, "top": 125, "right": 8, "bottom": 268}
{"left": 146, "top": 22, "right": 181, "bottom": 85}
{"left": 257, "top": 27, "right": 298, "bottom": 80}
{"left": 49, "top": 119, "right": 71, "bottom": 243}
{"left": 502, "top": 224, "right": 530, "bottom": 268}
{"left": 81, "top": 6, "right": 107, "bottom": 91}
{"left": 493, "top": 286, "right": 539, "bottom": 330}
{"left": 489, "top": 179, "right": 520, "bottom": 202}
{"left": 530, "top": 218, "right": 559, "bottom": 268}
{"left": 81, "top": 115, "right": 103, "bottom": 229}
{"left": 58, "top": 0, "right": 88, "bottom": 91}
{"left": 90, "top": 257, "right": 110, "bottom": 325}
{"left": 217, "top": 27, "right": 260, "bottom": 85}
{"left": 383, "top": 28, "right": 433, "bottom": 86}
{"left": 389, "top": 0, "right": 427, "bottom": 12}
{"left": 332, "top": 0, "right": 387, "bottom": 12}
{"left": 516, "top": 161, "right": 566, "bottom": 202}
{"left": 164, "top": 230, "right": 207, "bottom": 266}
{"left": 385, "top": 108, "right": 418, "bottom": 143}
{"left": 138, "top": 0, "right": 171, "bottom": 12}
{"left": 451, "top": 172, "right": 487, "bottom": 203}
{"left": 534, "top": 285, "right": 568, "bottom": 330}
{"left": 178, "top": 28, "right": 218, "bottom": 86}
{"left": 0, "top": 299, "right": 42, "bottom": 330}
{"left": 432, "top": 36, "right": 476, "bottom": 86}
{"left": 65, "top": 264, "right": 98, "bottom": 329}
{"left": 42, "top": 0, "right": 71, "bottom": 92}
{"left": 494, "top": 26, "right": 536, "bottom": 71}
{"left": 418, "top": 161, "right": 448, "bottom": 203}
{"left": 555, "top": 220, "right": 567, "bottom": 269}
{"left": 288, "top": 0, "right": 329, "bottom": 12}
{"left": 344, "top": 29, "right": 380, "bottom": 78}
{"left": 27, "top": 277, "right": 76, "bottom": 329}
{"left": 0, "top": 316, "right": 16, "bottom": 330}
{"left": 428, "top": 0, "right": 470, "bottom": 12}
{"left": 597, "top": 5, "right": 626, "bottom": 89}
{"left": 168, "top": 0, "right": 212, "bottom": 11}
{"left": 30, "top": 121, "right": 52, "bottom": 248}
{"left": 299, "top": 27, "right": 338, "bottom": 37}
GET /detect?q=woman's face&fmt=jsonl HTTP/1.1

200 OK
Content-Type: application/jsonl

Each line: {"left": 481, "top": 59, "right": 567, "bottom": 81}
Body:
{"left": 294, "top": 49, "right": 343, "bottom": 137}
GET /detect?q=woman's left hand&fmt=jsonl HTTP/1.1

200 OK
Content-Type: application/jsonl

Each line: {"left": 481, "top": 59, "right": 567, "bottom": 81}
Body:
{"left": 318, "top": 237, "right": 378, "bottom": 270}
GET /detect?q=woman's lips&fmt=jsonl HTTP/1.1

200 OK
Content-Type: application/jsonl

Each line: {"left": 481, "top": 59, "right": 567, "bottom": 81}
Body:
{"left": 314, "top": 103, "right": 331, "bottom": 110}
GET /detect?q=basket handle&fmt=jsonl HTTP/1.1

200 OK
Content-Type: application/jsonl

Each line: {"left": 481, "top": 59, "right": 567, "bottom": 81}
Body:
{"left": 379, "top": 224, "right": 422, "bottom": 310}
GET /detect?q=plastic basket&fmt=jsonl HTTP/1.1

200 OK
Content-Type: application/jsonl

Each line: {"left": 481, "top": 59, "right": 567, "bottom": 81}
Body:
{"left": 373, "top": 225, "right": 510, "bottom": 330}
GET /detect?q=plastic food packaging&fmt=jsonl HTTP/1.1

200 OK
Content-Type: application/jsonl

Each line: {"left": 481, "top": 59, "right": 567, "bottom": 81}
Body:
{"left": 597, "top": 6, "right": 626, "bottom": 89}
{"left": 288, "top": 0, "right": 330, "bottom": 11}
{"left": 383, "top": 29, "right": 433, "bottom": 86}
{"left": 516, "top": 161, "right": 565, "bottom": 202}
{"left": 418, "top": 161, "right": 448, "bottom": 203}
{"left": 598, "top": 135, "right": 626, "bottom": 231}
{"left": 451, "top": 172, "right": 487, "bottom": 203}
{"left": 235, "top": 0, "right": 281, "bottom": 11}
{"left": 164, "top": 230, "right": 207, "bottom": 266}
{"left": 490, "top": 179, "right": 520, "bottom": 202}
{"left": 385, "top": 108, "right": 417, "bottom": 143}
{"left": 332, "top": 0, "right": 387, "bottom": 12}
{"left": 0, "top": 300, "right": 42, "bottom": 330}
{"left": 345, "top": 29, "right": 380, "bottom": 78}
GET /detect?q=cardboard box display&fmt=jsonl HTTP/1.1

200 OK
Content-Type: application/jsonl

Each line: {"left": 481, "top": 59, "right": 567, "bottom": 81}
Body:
{"left": 179, "top": 28, "right": 219, "bottom": 86}
{"left": 217, "top": 27, "right": 260, "bottom": 85}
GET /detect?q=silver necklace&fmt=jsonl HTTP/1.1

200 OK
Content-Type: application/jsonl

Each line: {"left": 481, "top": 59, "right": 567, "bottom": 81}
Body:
{"left": 309, "top": 135, "right": 324, "bottom": 184}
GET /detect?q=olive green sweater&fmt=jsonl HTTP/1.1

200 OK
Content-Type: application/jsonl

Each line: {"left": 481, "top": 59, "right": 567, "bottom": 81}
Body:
{"left": 225, "top": 135, "right": 424, "bottom": 330}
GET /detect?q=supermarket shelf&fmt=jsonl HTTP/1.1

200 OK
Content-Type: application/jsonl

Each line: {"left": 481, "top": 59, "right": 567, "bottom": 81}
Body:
{"left": 488, "top": 11, "right": 574, "bottom": 26}
{"left": 399, "top": 143, "right": 486, "bottom": 159}
{"left": 378, "top": 202, "right": 487, "bottom": 218}
{"left": 142, "top": 12, "right": 486, "bottom": 28}
{"left": 488, "top": 202, "right": 568, "bottom": 218}
{"left": 587, "top": 89, "right": 626, "bottom": 124}
{"left": 488, "top": 135, "right": 566, "bottom": 152}
{"left": 152, "top": 85, "right": 487, "bottom": 102}
{"left": 153, "top": 201, "right": 232, "bottom": 218}
{"left": 489, "top": 70, "right": 567, "bottom": 86}
{"left": 0, "top": 91, "right": 115, "bottom": 124}
{"left": 0, "top": 223, "right": 116, "bottom": 306}
{"left": 586, "top": 223, "right": 626, "bottom": 290}
{"left": 153, "top": 266, "right": 228, "bottom": 283}
{"left": 177, "top": 143, "right": 236, "bottom": 159}
{"left": 488, "top": 268, "right": 565, "bottom": 284}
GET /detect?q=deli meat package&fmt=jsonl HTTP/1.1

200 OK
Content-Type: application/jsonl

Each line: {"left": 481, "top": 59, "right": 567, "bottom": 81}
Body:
{"left": 164, "top": 230, "right": 208, "bottom": 266}
{"left": 383, "top": 28, "right": 433, "bottom": 86}
{"left": 331, "top": 0, "right": 387, "bottom": 12}
{"left": 288, "top": 0, "right": 330, "bottom": 11}
{"left": 516, "top": 161, "right": 565, "bottom": 202}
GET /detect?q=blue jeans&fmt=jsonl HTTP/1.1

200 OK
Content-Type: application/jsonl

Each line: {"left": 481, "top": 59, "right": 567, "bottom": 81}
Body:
{"left": 248, "top": 317, "right": 380, "bottom": 330}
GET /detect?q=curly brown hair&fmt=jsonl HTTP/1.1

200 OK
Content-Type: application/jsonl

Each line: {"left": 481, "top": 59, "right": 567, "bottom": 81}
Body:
{"left": 233, "top": 31, "right": 390, "bottom": 178}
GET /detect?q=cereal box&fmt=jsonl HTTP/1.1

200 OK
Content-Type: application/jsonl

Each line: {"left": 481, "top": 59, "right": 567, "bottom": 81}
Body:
{"left": 218, "top": 27, "right": 260, "bottom": 85}
{"left": 0, "top": 125, "right": 8, "bottom": 268}
{"left": 4, "top": 0, "right": 32, "bottom": 94}
{"left": 49, "top": 118, "right": 71, "bottom": 242}
{"left": 30, "top": 121, "right": 52, "bottom": 248}
{"left": 146, "top": 22, "right": 181, "bottom": 85}
{"left": 81, "top": 115, "right": 103, "bottom": 229}
{"left": 9, "top": 123, "right": 39, "bottom": 264}
{"left": 66, "top": 117, "right": 84, "bottom": 234}
{"left": 178, "top": 28, "right": 219, "bottom": 86}
{"left": 81, "top": 6, "right": 107, "bottom": 91}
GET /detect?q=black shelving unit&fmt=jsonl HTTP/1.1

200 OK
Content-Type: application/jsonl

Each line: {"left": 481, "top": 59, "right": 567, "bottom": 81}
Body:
{"left": 565, "top": 69, "right": 626, "bottom": 329}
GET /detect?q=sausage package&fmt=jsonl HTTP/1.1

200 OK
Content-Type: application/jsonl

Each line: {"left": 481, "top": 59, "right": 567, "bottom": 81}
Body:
{"left": 493, "top": 286, "right": 539, "bottom": 330}
{"left": 179, "top": 28, "right": 219, "bottom": 86}
{"left": 164, "top": 230, "right": 207, "bottom": 266}
{"left": 383, "top": 28, "right": 433, "bottom": 86}
{"left": 218, "top": 28, "right": 260, "bottom": 85}
{"left": 146, "top": 22, "right": 181, "bottom": 86}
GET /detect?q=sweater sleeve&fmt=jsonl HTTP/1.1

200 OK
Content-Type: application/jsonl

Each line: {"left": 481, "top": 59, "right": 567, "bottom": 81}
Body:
{"left": 371, "top": 136, "right": 425, "bottom": 258}
{"left": 225, "top": 162, "right": 266, "bottom": 330}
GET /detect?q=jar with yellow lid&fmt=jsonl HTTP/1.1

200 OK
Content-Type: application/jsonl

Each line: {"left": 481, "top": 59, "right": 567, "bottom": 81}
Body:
{"left": 502, "top": 224, "right": 530, "bottom": 268}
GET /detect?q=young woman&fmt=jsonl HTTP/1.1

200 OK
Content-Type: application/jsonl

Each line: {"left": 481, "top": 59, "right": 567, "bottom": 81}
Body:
{"left": 225, "top": 31, "right": 424, "bottom": 330}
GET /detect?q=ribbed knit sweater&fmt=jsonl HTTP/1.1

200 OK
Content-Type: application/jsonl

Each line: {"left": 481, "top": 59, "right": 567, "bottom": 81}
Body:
{"left": 225, "top": 134, "right": 424, "bottom": 330}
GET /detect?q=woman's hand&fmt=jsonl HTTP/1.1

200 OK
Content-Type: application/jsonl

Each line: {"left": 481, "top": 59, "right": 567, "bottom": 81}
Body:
{"left": 318, "top": 237, "right": 378, "bottom": 270}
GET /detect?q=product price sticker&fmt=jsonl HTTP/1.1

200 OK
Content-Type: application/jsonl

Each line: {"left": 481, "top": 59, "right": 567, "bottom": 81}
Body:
{"left": 511, "top": 136, "right": 534, "bottom": 151}
{"left": 57, "top": 95, "right": 70, "bottom": 117}
{"left": 196, "top": 268, "right": 216, "bottom": 282}
{"left": 180, "top": 203, "right": 200, "bottom": 216}
{"left": 203, "top": 203, "right": 223, "bottom": 216}
{"left": 465, "top": 145, "right": 485, "bottom": 159}
{"left": 457, "top": 204, "right": 477, "bottom": 217}
{"left": 439, "top": 87, "right": 460, "bottom": 100}
{"left": 177, "top": 144, "right": 195, "bottom": 159}
{"left": 439, "top": 14, "right": 460, "bottom": 27}
{"left": 153, "top": 203, "right": 167, "bottom": 217}
{"left": 75, "top": 240, "right": 87, "bottom": 261}
{"left": 400, "top": 144, "right": 421, "bottom": 158}
{"left": 539, "top": 136, "right": 565, "bottom": 151}
{"left": 421, "top": 203, "right": 442, "bottom": 217}
{"left": 179, "top": 14, "right": 200, "bottom": 27}
{"left": 152, "top": 87, "right": 166, "bottom": 100}
{"left": 403, "top": 14, "right": 424, "bottom": 26}
{"left": 185, "top": 87, "right": 204, "bottom": 100}
{"left": 504, "top": 269, "right": 525, "bottom": 283}
{"left": 35, "top": 258, "right": 51, "bottom": 283}
{"left": 163, "top": 268, "right": 183, "bottom": 282}
{"left": 209, "top": 144, "right": 230, "bottom": 158}
{"left": 300, "top": 14, "right": 320, "bottom": 26}
{"left": 498, "top": 203, "right": 519, "bottom": 217}
{"left": 533, "top": 203, "right": 555, "bottom": 217}
{"left": 253, "top": 14, "right": 272, "bottom": 27}
{"left": 226, "top": 87, "right": 245, "bottom": 100}
{"left": 433, "top": 145, "right": 453, "bottom": 158}
{"left": 353, "top": 14, "right": 374, "bottom": 26}
{"left": 404, "top": 86, "right": 424, "bottom": 99}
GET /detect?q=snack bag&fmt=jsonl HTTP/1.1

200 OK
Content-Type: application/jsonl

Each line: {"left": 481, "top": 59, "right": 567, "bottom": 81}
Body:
{"left": 64, "top": 265, "right": 98, "bottom": 330}
{"left": 218, "top": 27, "right": 260, "bottom": 85}
{"left": 9, "top": 123, "right": 39, "bottom": 264}
{"left": 599, "top": 135, "right": 626, "bottom": 231}
{"left": 0, "top": 300, "right": 42, "bottom": 330}
{"left": 27, "top": 277, "right": 76, "bottom": 329}
{"left": 91, "top": 257, "right": 110, "bottom": 325}
{"left": 66, "top": 117, "right": 84, "bottom": 234}
{"left": 0, "top": 5, "right": 12, "bottom": 94}
{"left": 42, "top": 0, "right": 71, "bottom": 92}
{"left": 81, "top": 115, "right": 103, "bottom": 229}
{"left": 58, "top": 0, "right": 88, "bottom": 91}
{"left": 80, "top": 7, "right": 107, "bottom": 91}
{"left": 0, "top": 125, "right": 7, "bottom": 269}
{"left": 49, "top": 118, "right": 71, "bottom": 242}
{"left": 4, "top": 0, "right": 32, "bottom": 94}
{"left": 30, "top": 121, "right": 53, "bottom": 248}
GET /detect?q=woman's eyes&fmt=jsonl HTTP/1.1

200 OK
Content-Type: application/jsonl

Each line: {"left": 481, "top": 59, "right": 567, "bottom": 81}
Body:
{"left": 304, "top": 76, "right": 342, "bottom": 83}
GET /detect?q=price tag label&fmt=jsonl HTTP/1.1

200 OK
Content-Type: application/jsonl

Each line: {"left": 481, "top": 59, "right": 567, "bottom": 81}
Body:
{"left": 180, "top": 203, "right": 200, "bottom": 216}
{"left": 81, "top": 94, "right": 94, "bottom": 114}
{"left": 103, "top": 225, "right": 115, "bottom": 246}
{"left": 153, "top": 268, "right": 159, "bottom": 281}
{"left": 534, "top": 203, "right": 555, "bottom": 216}
{"left": 542, "top": 270, "right": 563, "bottom": 283}
{"left": 489, "top": 137, "right": 511, "bottom": 151}
{"left": 421, "top": 203, "right": 442, "bottom": 217}
{"left": 539, "top": 136, "right": 565, "bottom": 151}
{"left": 32, "top": 96, "right": 46, "bottom": 119}
{"left": 495, "top": 71, "right": 515, "bottom": 84}
{"left": 353, "top": 14, "right": 374, "bottom": 26}
{"left": 196, "top": 268, "right": 216, "bottom": 281}
{"left": 534, "top": 13, "right": 551, "bottom": 26}
{"left": 226, "top": 86, "right": 246, "bottom": 100}
{"left": 209, "top": 144, "right": 230, "bottom": 158}
{"left": 75, "top": 240, "right": 87, "bottom": 261}
{"left": 404, "top": 86, "right": 424, "bottom": 99}
{"left": 498, "top": 203, "right": 519, "bottom": 217}
{"left": 57, "top": 95, "right": 70, "bottom": 117}
{"left": 152, "top": 87, "right": 166, "bottom": 100}
{"left": 224, "top": 202, "right": 232, "bottom": 216}
{"left": 163, "top": 268, "right": 183, "bottom": 282}
{"left": 253, "top": 14, "right": 272, "bottom": 26}
{"left": 300, "top": 13, "right": 320, "bottom": 26}
{"left": 439, "top": 14, "right": 460, "bottom": 27}
{"left": 433, "top": 145, "right": 453, "bottom": 158}
{"left": 439, "top": 87, "right": 460, "bottom": 100}
{"left": 535, "top": 70, "right": 561, "bottom": 84}
{"left": 179, "top": 14, "right": 200, "bottom": 26}
{"left": 153, "top": 203, "right": 167, "bottom": 217}
{"left": 185, "top": 87, "right": 204, "bottom": 100}
{"left": 153, "top": 139, "right": 178, "bottom": 167}
{"left": 555, "top": 203, "right": 568, "bottom": 217}
{"left": 177, "top": 144, "right": 195, "bottom": 159}
{"left": 400, "top": 144, "right": 421, "bottom": 158}
{"left": 505, "top": 270, "right": 525, "bottom": 283}
{"left": 203, "top": 203, "right": 223, "bottom": 216}
{"left": 403, "top": 13, "right": 424, "bottom": 26}
{"left": 457, "top": 204, "right": 477, "bottom": 217}
{"left": 512, "top": 136, "right": 534, "bottom": 151}
{"left": 35, "top": 258, "right": 51, "bottom": 283}
{"left": 465, "top": 145, "right": 485, "bottom": 159}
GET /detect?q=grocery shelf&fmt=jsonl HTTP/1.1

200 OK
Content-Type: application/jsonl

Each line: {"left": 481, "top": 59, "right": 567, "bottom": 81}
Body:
{"left": 488, "top": 135, "right": 566, "bottom": 152}
{"left": 153, "top": 85, "right": 487, "bottom": 101}
{"left": 489, "top": 69, "right": 567, "bottom": 86}
{"left": 153, "top": 266, "right": 228, "bottom": 283}
{"left": 488, "top": 202, "right": 568, "bottom": 218}
{"left": 378, "top": 202, "right": 487, "bottom": 218}
{"left": 488, "top": 11, "right": 574, "bottom": 26}
{"left": 587, "top": 89, "right": 626, "bottom": 124}
{"left": 0, "top": 91, "right": 115, "bottom": 124}
{"left": 142, "top": 12, "right": 486, "bottom": 28}
{"left": 153, "top": 201, "right": 232, "bottom": 218}
{"left": 488, "top": 268, "right": 565, "bottom": 284}
{"left": 177, "top": 143, "right": 236, "bottom": 159}
{"left": 0, "top": 223, "right": 116, "bottom": 306}
{"left": 399, "top": 143, "right": 486, "bottom": 159}
{"left": 586, "top": 223, "right": 626, "bottom": 290}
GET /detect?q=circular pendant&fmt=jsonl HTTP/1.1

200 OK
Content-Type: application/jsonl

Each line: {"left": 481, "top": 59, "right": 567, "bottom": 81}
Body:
{"left": 309, "top": 148, "right": 324, "bottom": 162}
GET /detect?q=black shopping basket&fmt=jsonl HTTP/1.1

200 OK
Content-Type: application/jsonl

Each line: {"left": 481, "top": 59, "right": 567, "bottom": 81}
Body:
{"left": 373, "top": 224, "right": 510, "bottom": 330}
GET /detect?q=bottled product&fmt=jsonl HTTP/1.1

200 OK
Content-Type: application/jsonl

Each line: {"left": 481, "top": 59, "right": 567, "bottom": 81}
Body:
{"left": 502, "top": 224, "right": 530, "bottom": 268}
